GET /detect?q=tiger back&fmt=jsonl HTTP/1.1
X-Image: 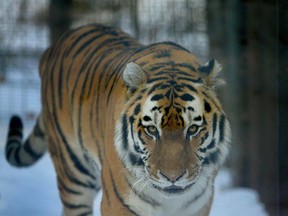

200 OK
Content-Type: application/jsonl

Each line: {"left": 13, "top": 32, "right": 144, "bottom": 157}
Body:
{"left": 6, "top": 24, "right": 231, "bottom": 216}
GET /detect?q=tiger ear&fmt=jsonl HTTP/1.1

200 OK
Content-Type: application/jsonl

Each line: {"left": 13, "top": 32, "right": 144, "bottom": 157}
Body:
{"left": 198, "top": 59, "right": 225, "bottom": 89}
{"left": 123, "top": 62, "right": 147, "bottom": 93}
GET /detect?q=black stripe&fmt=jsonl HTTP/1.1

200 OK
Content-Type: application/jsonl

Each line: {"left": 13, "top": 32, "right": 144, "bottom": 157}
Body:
{"left": 79, "top": 211, "right": 93, "bottom": 216}
{"left": 14, "top": 147, "right": 21, "bottom": 165}
{"left": 138, "top": 130, "right": 146, "bottom": 145}
{"left": 204, "top": 100, "right": 212, "bottom": 113}
{"left": 148, "top": 65, "right": 165, "bottom": 71}
{"left": 199, "top": 147, "right": 206, "bottom": 153}
{"left": 200, "top": 132, "right": 209, "bottom": 145}
{"left": 123, "top": 95, "right": 143, "bottom": 111}
{"left": 150, "top": 61, "right": 175, "bottom": 69}
{"left": 90, "top": 40, "right": 134, "bottom": 123}
{"left": 151, "top": 42, "right": 190, "bottom": 53}
{"left": 6, "top": 139, "right": 21, "bottom": 146}
{"left": 8, "top": 129, "right": 22, "bottom": 138}
{"left": 161, "top": 83, "right": 172, "bottom": 89}
{"left": 104, "top": 48, "right": 138, "bottom": 105}
{"left": 134, "top": 104, "right": 141, "bottom": 115}
{"left": 62, "top": 199, "right": 90, "bottom": 210}
{"left": 176, "top": 71, "right": 193, "bottom": 77}
{"left": 193, "top": 116, "right": 202, "bottom": 121}
{"left": 219, "top": 115, "right": 226, "bottom": 142}
{"left": 6, "top": 144, "right": 19, "bottom": 162}
{"left": 129, "top": 116, "right": 135, "bottom": 143}
{"left": 89, "top": 119, "right": 103, "bottom": 164}
{"left": 200, "top": 139, "right": 216, "bottom": 153}
{"left": 73, "top": 33, "right": 107, "bottom": 58}
{"left": 122, "top": 114, "right": 129, "bottom": 150}
{"left": 133, "top": 142, "right": 143, "bottom": 154}
{"left": 180, "top": 93, "right": 194, "bottom": 101}
{"left": 164, "top": 88, "right": 172, "bottom": 99}
{"left": 59, "top": 146, "right": 96, "bottom": 189}
{"left": 102, "top": 181, "right": 111, "bottom": 206}
{"left": 155, "top": 71, "right": 168, "bottom": 76}
{"left": 58, "top": 177, "right": 82, "bottom": 195}
{"left": 147, "top": 77, "right": 169, "bottom": 83}
{"left": 143, "top": 116, "right": 152, "bottom": 122}
{"left": 104, "top": 39, "right": 141, "bottom": 89}
{"left": 44, "top": 99, "right": 90, "bottom": 189}
{"left": 50, "top": 75, "right": 96, "bottom": 182}
{"left": 148, "top": 83, "right": 162, "bottom": 95}
{"left": 129, "top": 153, "right": 144, "bottom": 166}
{"left": 183, "top": 181, "right": 209, "bottom": 209}
{"left": 153, "top": 50, "right": 172, "bottom": 59}
{"left": 65, "top": 28, "right": 101, "bottom": 56}
{"left": 182, "top": 84, "right": 197, "bottom": 93}
{"left": 52, "top": 82, "right": 96, "bottom": 181}
{"left": 23, "top": 140, "right": 43, "bottom": 160}
{"left": 203, "top": 149, "right": 220, "bottom": 165}
{"left": 128, "top": 115, "right": 144, "bottom": 155}
{"left": 177, "top": 77, "right": 202, "bottom": 83}
{"left": 175, "top": 63, "right": 196, "bottom": 72}
{"left": 109, "top": 169, "right": 140, "bottom": 216}
{"left": 62, "top": 134, "right": 96, "bottom": 181}
{"left": 212, "top": 113, "right": 217, "bottom": 135}
{"left": 207, "top": 139, "right": 216, "bottom": 149}
{"left": 71, "top": 37, "right": 126, "bottom": 109}
{"left": 126, "top": 177, "right": 160, "bottom": 207}
{"left": 151, "top": 94, "right": 164, "bottom": 101}
{"left": 202, "top": 91, "right": 221, "bottom": 111}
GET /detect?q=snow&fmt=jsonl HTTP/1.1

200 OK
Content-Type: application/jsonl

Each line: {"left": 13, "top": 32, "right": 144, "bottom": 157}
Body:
{"left": 0, "top": 122, "right": 268, "bottom": 216}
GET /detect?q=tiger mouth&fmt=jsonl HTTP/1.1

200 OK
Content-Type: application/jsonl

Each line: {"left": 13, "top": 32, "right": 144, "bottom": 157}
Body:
{"left": 153, "top": 183, "right": 194, "bottom": 194}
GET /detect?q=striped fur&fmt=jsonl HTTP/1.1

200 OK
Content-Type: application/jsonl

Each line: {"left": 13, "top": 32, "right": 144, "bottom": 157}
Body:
{"left": 6, "top": 24, "right": 231, "bottom": 216}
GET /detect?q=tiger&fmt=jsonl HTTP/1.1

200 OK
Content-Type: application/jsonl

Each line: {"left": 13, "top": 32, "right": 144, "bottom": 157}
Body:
{"left": 6, "top": 24, "right": 231, "bottom": 216}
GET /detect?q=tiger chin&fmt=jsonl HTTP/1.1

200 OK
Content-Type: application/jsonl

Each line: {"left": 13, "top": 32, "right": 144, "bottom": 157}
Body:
{"left": 5, "top": 24, "right": 231, "bottom": 216}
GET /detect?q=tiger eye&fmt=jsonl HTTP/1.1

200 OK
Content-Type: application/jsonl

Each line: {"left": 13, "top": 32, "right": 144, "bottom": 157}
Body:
{"left": 188, "top": 125, "right": 199, "bottom": 135}
{"left": 147, "top": 126, "right": 157, "bottom": 134}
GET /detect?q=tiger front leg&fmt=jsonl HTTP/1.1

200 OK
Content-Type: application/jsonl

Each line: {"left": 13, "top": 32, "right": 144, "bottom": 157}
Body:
{"left": 48, "top": 139, "right": 101, "bottom": 216}
{"left": 59, "top": 179, "right": 98, "bottom": 216}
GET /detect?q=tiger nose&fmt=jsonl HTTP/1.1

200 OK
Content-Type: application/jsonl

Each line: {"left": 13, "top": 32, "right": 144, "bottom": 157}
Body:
{"left": 159, "top": 170, "right": 186, "bottom": 183}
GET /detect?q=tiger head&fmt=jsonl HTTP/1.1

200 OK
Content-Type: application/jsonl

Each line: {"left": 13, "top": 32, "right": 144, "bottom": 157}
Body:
{"left": 115, "top": 59, "right": 231, "bottom": 196}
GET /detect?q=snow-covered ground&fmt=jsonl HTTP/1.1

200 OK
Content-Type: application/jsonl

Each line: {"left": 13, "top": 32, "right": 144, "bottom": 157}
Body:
{"left": 0, "top": 123, "right": 268, "bottom": 216}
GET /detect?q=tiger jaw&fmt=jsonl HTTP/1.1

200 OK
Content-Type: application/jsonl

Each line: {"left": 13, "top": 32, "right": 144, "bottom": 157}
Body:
{"left": 152, "top": 182, "right": 195, "bottom": 195}
{"left": 141, "top": 164, "right": 201, "bottom": 196}
{"left": 148, "top": 174, "right": 197, "bottom": 196}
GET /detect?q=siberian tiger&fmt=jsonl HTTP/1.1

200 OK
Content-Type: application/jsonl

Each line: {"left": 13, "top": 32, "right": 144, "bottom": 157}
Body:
{"left": 6, "top": 24, "right": 231, "bottom": 216}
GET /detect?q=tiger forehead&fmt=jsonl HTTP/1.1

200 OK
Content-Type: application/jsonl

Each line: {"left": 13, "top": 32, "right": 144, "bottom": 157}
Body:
{"left": 147, "top": 81, "right": 197, "bottom": 105}
{"left": 140, "top": 82, "right": 207, "bottom": 128}
{"left": 142, "top": 97, "right": 192, "bottom": 130}
{"left": 160, "top": 106, "right": 185, "bottom": 130}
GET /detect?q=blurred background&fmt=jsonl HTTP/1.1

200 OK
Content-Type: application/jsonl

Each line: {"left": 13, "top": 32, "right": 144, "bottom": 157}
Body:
{"left": 0, "top": 0, "right": 286, "bottom": 215}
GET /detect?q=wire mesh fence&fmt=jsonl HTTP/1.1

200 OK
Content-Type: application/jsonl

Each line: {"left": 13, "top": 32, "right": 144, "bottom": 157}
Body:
{"left": 0, "top": 0, "right": 208, "bottom": 122}
{"left": 0, "top": 0, "right": 282, "bottom": 214}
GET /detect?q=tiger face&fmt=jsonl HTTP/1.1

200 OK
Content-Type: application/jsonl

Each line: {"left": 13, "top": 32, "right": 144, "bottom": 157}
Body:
{"left": 140, "top": 92, "right": 207, "bottom": 191}
{"left": 115, "top": 60, "right": 230, "bottom": 197}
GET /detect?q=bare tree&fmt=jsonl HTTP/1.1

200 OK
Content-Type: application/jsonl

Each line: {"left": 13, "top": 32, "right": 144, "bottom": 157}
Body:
{"left": 279, "top": 1, "right": 288, "bottom": 215}
{"left": 207, "top": 0, "right": 279, "bottom": 214}
{"left": 48, "top": 0, "right": 73, "bottom": 44}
